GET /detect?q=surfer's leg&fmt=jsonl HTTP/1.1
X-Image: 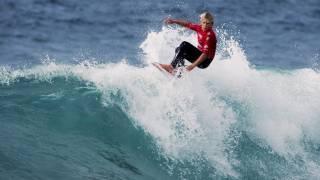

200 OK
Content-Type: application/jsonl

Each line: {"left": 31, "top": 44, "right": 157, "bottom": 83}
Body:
{"left": 171, "top": 41, "right": 202, "bottom": 68}
{"left": 197, "top": 58, "right": 213, "bottom": 69}
{"left": 167, "top": 41, "right": 212, "bottom": 72}
{"left": 172, "top": 41, "right": 213, "bottom": 69}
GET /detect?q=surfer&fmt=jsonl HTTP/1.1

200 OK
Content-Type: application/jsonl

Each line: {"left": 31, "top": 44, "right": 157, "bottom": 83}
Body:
{"left": 159, "top": 12, "right": 217, "bottom": 73}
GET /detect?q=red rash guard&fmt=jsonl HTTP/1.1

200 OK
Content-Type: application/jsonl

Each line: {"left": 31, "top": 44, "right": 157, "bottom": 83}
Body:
{"left": 186, "top": 23, "right": 217, "bottom": 59}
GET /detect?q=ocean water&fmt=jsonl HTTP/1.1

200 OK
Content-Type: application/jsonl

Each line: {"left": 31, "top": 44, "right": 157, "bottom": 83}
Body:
{"left": 1, "top": 0, "right": 320, "bottom": 179}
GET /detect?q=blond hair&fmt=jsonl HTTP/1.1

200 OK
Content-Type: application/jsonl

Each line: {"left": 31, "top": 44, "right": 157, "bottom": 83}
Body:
{"left": 200, "top": 11, "right": 214, "bottom": 25}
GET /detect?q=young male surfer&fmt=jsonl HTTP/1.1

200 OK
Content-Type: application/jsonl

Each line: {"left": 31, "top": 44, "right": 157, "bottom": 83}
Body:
{"left": 159, "top": 12, "right": 217, "bottom": 74}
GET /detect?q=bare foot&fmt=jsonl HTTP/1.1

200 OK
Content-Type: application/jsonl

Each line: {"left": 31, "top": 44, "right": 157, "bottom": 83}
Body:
{"left": 159, "top": 64, "right": 174, "bottom": 74}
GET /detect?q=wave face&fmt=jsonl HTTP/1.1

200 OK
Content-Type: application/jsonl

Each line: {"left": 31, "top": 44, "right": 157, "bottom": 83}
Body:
{"left": 1, "top": 28, "right": 320, "bottom": 180}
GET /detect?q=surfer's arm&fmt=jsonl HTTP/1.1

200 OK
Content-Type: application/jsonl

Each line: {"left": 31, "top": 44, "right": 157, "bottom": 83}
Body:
{"left": 164, "top": 18, "right": 190, "bottom": 28}
{"left": 186, "top": 53, "right": 208, "bottom": 71}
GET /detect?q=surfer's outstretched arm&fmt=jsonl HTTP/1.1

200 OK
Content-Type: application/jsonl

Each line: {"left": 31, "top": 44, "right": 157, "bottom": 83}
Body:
{"left": 164, "top": 18, "right": 190, "bottom": 28}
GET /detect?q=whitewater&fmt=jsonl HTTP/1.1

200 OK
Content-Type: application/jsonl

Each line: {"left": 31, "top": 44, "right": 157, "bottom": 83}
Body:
{"left": 1, "top": 27, "right": 320, "bottom": 180}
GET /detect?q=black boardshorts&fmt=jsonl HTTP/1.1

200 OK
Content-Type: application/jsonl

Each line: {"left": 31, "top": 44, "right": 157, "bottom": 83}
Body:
{"left": 170, "top": 41, "right": 213, "bottom": 69}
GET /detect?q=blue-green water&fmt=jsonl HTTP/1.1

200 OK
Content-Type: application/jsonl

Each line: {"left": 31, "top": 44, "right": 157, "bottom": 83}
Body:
{"left": 1, "top": 0, "right": 320, "bottom": 179}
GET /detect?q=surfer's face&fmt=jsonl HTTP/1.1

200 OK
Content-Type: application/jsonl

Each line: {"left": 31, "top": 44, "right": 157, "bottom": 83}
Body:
{"left": 200, "top": 18, "right": 212, "bottom": 31}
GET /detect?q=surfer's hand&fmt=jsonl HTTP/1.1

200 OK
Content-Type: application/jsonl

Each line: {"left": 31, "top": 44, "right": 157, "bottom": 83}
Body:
{"left": 164, "top": 18, "right": 174, "bottom": 24}
{"left": 186, "top": 64, "right": 196, "bottom": 71}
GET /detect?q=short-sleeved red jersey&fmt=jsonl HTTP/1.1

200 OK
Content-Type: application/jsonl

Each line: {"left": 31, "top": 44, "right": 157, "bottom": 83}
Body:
{"left": 186, "top": 23, "right": 217, "bottom": 59}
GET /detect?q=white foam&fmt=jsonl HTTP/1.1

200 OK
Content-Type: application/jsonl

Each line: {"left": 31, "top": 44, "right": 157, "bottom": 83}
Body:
{"left": 137, "top": 26, "right": 320, "bottom": 177}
